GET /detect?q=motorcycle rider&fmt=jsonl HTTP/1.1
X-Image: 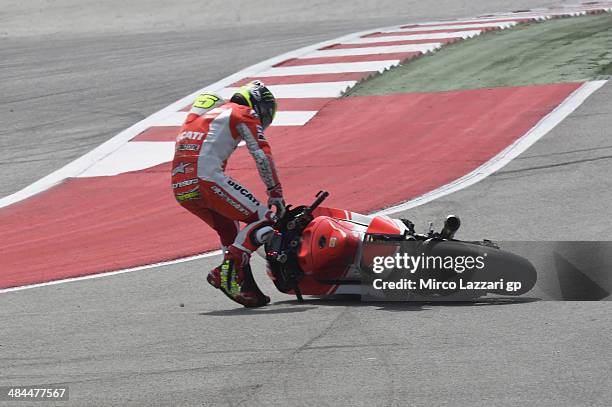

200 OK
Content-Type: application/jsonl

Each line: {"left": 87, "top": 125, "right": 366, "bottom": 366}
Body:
{"left": 171, "top": 81, "right": 285, "bottom": 307}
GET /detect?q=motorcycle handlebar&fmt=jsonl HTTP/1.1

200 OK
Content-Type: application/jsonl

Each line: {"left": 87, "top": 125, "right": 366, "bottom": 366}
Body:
{"left": 308, "top": 191, "right": 329, "bottom": 213}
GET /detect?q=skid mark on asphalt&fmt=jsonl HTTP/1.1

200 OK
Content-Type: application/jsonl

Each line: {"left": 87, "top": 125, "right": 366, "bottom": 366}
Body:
{"left": 494, "top": 154, "right": 612, "bottom": 175}
{"left": 516, "top": 144, "right": 612, "bottom": 159}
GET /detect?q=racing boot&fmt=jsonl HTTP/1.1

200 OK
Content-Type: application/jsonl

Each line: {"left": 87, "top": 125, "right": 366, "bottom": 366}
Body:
{"left": 207, "top": 245, "right": 270, "bottom": 307}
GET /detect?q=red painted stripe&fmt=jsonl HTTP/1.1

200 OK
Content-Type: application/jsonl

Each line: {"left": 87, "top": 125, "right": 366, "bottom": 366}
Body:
{"left": 133, "top": 126, "right": 180, "bottom": 141}
{"left": 0, "top": 170, "right": 213, "bottom": 289}
{"left": 274, "top": 52, "right": 421, "bottom": 67}
{"left": 322, "top": 38, "right": 459, "bottom": 50}
{"left": 365, "top": 27, "right": 498, "bottom": 37}
{"left": 0, "top": 83, "right": 581, "bottom": 288}
{"left": 400, "top": 18, "right": 532, "bottom": 28}
{"left": 263, "top": 125, "right": 301, "bottom": 140}
{"left": 230, "top": 72, "right": 372, "bottom": 86}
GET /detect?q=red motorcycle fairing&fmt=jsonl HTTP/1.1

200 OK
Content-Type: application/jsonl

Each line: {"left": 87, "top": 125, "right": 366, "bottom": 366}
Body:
{"left": 298, "top": 216, "right": 363, "bottom": 278}
{"left": 361, "top": 215, "right": 405, "bottom": 269}
{"left": 365, "top": 215, "right": 404, "bottom": 235}
{"left": 266, "top": 207, "right": 409, "bottom": 296}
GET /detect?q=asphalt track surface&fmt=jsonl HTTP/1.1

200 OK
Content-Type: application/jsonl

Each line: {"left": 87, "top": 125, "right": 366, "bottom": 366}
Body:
{"left": 1, "top": 1, "right": 611, "bottom": 406}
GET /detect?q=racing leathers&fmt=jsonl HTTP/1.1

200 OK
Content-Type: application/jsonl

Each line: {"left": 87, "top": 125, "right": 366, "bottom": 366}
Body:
{"left": 171, "top": 94, "right": 283, "bottom": 307}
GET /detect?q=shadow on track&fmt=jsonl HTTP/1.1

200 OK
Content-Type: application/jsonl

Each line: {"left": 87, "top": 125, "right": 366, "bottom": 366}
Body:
{"left": 199, "top": 296, "right": 539, "bottom": 315}
{"left": 199, "top": 306, "right": 318, "bottom": 316}
{"left": 271, "top": 295, "right": 540, "bottom": 313}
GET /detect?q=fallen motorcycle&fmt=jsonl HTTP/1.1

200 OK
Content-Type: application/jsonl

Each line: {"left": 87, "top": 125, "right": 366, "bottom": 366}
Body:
{"left": 262, "top": 191, "right": 537, "bottom": 302}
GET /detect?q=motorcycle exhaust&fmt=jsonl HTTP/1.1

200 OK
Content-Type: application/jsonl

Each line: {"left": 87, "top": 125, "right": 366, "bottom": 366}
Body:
{"left": 440, "top": 215, "right": 461, "bottom": 239}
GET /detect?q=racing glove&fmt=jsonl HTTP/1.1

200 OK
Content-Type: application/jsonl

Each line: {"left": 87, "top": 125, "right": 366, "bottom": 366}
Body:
{"left": 267, "top": 184, "right": 286, "bottom": 218}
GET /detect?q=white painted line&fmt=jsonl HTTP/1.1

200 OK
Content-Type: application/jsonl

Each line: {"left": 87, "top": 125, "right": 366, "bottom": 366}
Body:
{"left": 61, "top": 112, "right": 319, "bottom": 178}
{"left": 377, "top": 80, "right": 609, "bottom": 215}
{"left": 151, "top": 110, "right": 317, "bottom": 127}
{"left": 0, "top": 251, "right": 223, "bottom": 294}
{"left": 259, "top": 60, "right": 400, "bottom": 76}
{"left": 343, "top": 30, "right": 483, "bottom": 44}
{"left": 220, "top": 81, "right": 356, "bottom": 99}
{"left": 77, "top": 141, "right": 175, "bottom": 177}
{"left": 271, "top": 111, "right": 318, "bottom": 126}
{"left": 307, "top": 43, "right": 440, "bottom": 57}
{"left": 393, "top": 21, "right": 516, "bottom": 31}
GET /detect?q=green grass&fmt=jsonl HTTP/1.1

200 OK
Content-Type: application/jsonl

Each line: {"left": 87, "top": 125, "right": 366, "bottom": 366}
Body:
{"left": 348, "top": 14, "right": 612, "bottom": 95}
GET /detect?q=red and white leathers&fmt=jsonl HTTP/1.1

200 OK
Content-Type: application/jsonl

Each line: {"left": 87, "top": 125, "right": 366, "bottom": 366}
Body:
{"left": 171, "top": 98, "right": 282, "bottom": 257}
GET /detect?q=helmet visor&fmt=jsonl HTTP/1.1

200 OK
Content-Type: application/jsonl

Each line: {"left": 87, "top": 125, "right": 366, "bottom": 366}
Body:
{"left": 257, "top": 99, "right": 276, "bottom": 129}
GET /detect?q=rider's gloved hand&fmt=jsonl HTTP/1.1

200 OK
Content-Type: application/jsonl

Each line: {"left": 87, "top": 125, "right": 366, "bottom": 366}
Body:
{"left": 267, "top": 184, "right": 286, "bottom": 218}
